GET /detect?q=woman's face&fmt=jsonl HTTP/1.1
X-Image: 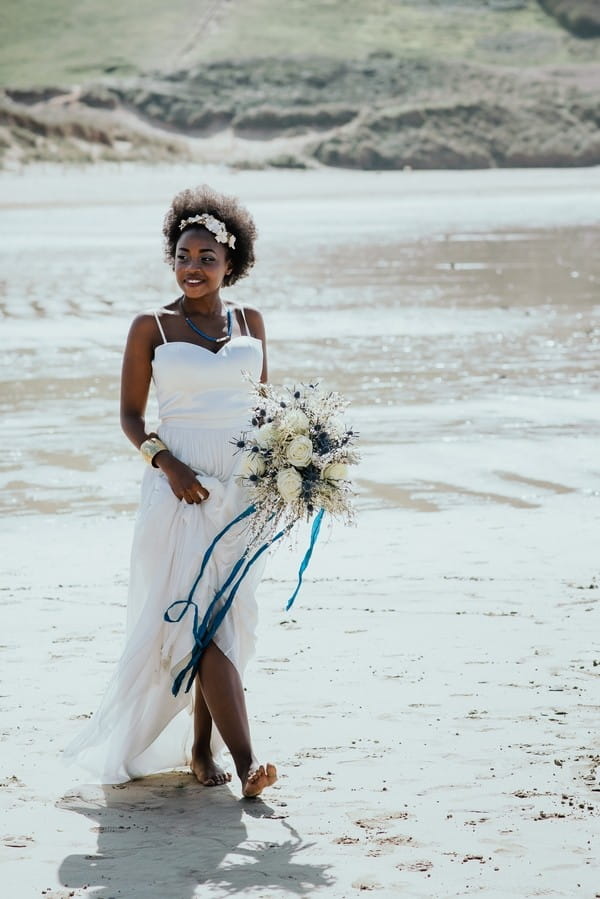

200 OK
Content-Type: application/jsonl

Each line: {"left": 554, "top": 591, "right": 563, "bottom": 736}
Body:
{"left": 174, "top": 227, "right": 232, "bottom": 299}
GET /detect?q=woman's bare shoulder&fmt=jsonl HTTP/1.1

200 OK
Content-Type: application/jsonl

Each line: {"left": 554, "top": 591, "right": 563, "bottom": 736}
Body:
{"left": 127, "top": 304, "right": 178, "bottom": 339}
{"left": 238, "top": 304, "right": 265, "bottom": 334}
{"left": 126, "top": 311, "right": 156, "bottom": 341}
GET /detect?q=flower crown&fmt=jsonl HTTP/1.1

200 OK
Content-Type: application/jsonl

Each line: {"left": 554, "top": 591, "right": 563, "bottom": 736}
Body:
{"left": 178, "top": 213, "right": 236, "bottom": 248}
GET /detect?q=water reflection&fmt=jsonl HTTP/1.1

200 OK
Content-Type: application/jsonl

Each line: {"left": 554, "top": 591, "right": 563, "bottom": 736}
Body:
{"left": 1, "top": 175, "right": 599, "bottom": 516}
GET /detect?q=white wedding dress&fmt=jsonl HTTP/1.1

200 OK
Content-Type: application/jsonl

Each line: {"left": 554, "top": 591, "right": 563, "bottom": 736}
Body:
{"left": 65, "top": 315, "right": 264, "bottom": 784}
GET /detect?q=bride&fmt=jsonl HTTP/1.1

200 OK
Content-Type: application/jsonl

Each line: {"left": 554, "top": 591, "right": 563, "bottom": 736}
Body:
{"left": 65, "top": 185, "right": 277, "bottom": 798}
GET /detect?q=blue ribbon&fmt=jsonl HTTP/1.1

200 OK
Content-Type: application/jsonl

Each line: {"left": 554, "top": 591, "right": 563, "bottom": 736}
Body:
{"left": 164, "top": 505, "right": 325, "bottom": 696}
{"left": 164, "top": 503, "right": 256, "bottom": 695}
{"left": 286, "top": 508, "right": 325, "bottom": 610}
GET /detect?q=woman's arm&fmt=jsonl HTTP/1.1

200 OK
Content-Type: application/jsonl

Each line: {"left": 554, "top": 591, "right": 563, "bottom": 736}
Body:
{"left": 244, "top": 307, "right": 268, "bottom": 383}
{"left": 120, "top": 314, "right": 209, "bottom": 503}
{"left": 120, "top": 313, "right": 157, "bottom": 450}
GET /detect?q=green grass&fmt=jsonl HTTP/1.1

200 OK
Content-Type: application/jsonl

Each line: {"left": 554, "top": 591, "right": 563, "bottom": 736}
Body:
{"left": 1, "top": 0, "right": 598, "bottom": 87}
{"left": 202, "top": 0, "right": 563, "bottom": 62}
{"left": 0, "top": 0, "right": 206, "bottom": 85}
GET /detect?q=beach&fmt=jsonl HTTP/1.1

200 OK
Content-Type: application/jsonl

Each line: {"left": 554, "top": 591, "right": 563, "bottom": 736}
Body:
{"left": 1, "top": 165, "right": 599, "bottom": 898}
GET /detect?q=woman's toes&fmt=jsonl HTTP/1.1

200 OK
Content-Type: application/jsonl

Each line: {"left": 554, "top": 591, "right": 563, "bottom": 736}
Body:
{"left": 242, "top": 763, "right": 277, "bottom": 798}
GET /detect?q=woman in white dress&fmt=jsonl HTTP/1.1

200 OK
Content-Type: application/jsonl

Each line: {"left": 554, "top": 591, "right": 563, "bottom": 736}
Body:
{"left": 65, "top": 185, "right": 277, "bottom": 797}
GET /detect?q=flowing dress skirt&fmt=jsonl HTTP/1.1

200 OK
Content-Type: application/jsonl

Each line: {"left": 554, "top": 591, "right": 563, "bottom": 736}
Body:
{"left": 64, "top": 420, "right": 262, "bottom": 784}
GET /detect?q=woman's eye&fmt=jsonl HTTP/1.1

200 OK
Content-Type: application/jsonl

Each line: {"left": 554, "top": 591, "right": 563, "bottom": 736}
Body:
{"left": 176, "top": 255, "right": 215, "bottom": 263}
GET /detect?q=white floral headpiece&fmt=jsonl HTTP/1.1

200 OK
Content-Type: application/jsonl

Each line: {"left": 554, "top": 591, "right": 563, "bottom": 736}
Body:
{"left": 178, "top": 213, "right": 236, "bottom": 248}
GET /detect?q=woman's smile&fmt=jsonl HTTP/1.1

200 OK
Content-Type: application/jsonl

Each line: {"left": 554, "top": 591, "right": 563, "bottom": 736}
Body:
{"left": 174, "top": 227, "right": 231, "bottom": 301}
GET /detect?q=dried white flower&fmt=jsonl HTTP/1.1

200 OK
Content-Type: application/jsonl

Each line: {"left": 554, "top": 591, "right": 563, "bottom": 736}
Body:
{"left": 321, "top": 462, "right": 349, "bottom": 481}
{"left": 280, "top": 408, "right": 310, "bottom": 437}
{"left": 240, "top": 453, "right": 266, "bottom": 478}
{"left": 326, "top": 416, "right": 345, "bottom": 438}
{"left": 255, "top": 422, "right": 278, "bottom": 449}
{"left": 178, "top": 213, "right": 235, "bottom": 248}
{"left": 285, "top": 435, "right": 313, "bottom": 468}
{"left": 276, "top": 468, "right": 303, "bottom": 502}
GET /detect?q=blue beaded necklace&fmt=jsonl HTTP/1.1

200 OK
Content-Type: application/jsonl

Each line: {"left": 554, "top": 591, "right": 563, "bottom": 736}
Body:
{"left": 180, "top": 297, "right": 232, "bottom": 344}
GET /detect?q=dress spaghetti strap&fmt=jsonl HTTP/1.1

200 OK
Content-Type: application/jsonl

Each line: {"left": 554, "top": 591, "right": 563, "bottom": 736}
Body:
{"left": 236, "top": 306, "right": 251, "bottom": 337}
{"left": 153, "top": 311, "right": 168, "bottom": 344}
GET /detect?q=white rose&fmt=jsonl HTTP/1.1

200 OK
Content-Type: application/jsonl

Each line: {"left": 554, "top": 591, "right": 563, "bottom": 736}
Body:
{"left": 240, "top": 452, "right": 266, "bottom": 478}
{"left": 280, "top": 408, "right": 310, "bottom": 436}
{"left": 276, "top": 467, "right": 303, "bottom": 502}
{"left": 321, "top": 462, "right": 349, "bottom": 481}
{"left": 285, "top": 435, "right": 313, "bottom": 468}
{"left": 255, "top": 422, "right": 278, "bottom": 449}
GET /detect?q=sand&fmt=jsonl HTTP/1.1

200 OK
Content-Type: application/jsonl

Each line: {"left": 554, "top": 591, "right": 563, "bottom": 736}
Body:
{"left": 1, "top": 166, "right": 599, "bottom": 898}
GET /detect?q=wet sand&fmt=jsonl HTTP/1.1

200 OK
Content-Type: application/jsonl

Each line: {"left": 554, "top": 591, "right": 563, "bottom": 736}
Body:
{"left": 1, "top": 166, "right": 599, "bottom": 897}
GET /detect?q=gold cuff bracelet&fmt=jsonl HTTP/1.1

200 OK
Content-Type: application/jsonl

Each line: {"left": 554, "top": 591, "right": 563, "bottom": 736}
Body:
{"left": 140, "top": 436, "right": 168, "bottom": 466}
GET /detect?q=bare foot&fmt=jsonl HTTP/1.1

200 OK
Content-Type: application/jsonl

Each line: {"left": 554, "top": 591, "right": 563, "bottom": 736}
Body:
{"left": 242, "top": 763, "right": 278, "bottom": 798}
{"left": 191, "top": 754, "right": 232, "bottom": 787}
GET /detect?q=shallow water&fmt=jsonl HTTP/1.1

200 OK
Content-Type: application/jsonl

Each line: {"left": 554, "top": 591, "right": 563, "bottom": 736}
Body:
{"left": 1, "top": 166, "right": 599, "bottom": 517}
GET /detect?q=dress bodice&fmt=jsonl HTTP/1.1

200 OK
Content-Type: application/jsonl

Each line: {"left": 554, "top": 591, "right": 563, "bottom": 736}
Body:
{"left": 152, "top": 337, "right": 263, "bottom": 428}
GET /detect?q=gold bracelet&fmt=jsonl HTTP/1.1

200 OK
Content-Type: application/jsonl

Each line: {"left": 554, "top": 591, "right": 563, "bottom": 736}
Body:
{"left": 140, "top": 436, "right": 168, "bottom": 466}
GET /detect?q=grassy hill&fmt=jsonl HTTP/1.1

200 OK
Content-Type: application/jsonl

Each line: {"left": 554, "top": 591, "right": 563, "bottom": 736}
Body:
{"left": 1, "top": 0, "right": 599, "bottom": 86}
{"left": 1, "top": 0, "right": 599, "bottom": 168}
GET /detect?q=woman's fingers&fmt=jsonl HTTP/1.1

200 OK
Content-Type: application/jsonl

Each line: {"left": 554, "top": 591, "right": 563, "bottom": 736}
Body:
{"left": 166, "top": 462, "right": 210, "bottom": 503}
{"left": 181, "top": 482, "right": 210, "bottom": 504}
{"left": 194, "top": 481, "right": 210, "bottom": 502}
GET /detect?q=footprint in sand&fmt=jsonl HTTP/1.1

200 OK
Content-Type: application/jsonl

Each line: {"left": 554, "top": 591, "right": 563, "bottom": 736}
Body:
{"left": 3, "top": 833, "right": 34, "bottom": 847}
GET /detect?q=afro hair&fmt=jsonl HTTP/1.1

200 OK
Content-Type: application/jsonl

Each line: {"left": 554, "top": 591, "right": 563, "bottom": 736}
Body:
{"left": 162, "top": 184, "right": 257, "bottom": 286}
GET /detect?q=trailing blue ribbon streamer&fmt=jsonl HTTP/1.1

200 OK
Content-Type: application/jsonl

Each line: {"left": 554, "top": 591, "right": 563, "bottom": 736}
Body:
{"left": 167, "top": 502, "right": 256, "bottom": 623}
{"left": 166, "top": 522, "right": 290, "bottom": 696}
{"left": 164, "top": 504, "right": 325, "bottom": 695}
{"left": 164, "top": 502, "right": 256, "bottom": 695}
{"left": 286, "top": 507, "right": 325, "bottom": 610}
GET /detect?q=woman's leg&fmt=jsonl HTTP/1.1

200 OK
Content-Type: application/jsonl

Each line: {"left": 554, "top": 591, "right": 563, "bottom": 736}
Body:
{"left": 196, "top": 641, "right": 277, "bottom": 796}
{"left": 191, "top": 681, "right": 232, "bottom": 786}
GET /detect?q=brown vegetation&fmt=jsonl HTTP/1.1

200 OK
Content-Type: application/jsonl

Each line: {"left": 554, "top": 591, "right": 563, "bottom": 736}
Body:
{"left": 313, "top": 95, "right": 600, "bottom": 169}
{"left": 0, "top": 93, "right": 189, "bottom": 165}
{"left": 1, "top": 51, "right": 599, "bottom": 169}
{"left": 538, "top": 0, "right": 600, "bottom": 38}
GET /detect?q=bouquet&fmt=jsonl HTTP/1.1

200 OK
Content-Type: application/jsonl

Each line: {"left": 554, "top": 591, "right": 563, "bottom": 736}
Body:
{"left": 165, "top": 379, "right": 359, "bottom": 696}
{"left": 235, "top": 380, "right": 359, "bottom": 544}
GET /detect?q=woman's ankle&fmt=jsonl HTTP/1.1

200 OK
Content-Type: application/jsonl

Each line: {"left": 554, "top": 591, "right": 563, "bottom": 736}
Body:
{"left": 234, "top": 751, "right": 256, "bottom": 780}
{"left": 192, "top": 742, "right": 213, "bottom": 761}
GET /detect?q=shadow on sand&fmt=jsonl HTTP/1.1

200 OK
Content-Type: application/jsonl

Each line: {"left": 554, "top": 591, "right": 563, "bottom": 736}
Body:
{"left": 58, "top": 773, "right": 332, "bottom": 898}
